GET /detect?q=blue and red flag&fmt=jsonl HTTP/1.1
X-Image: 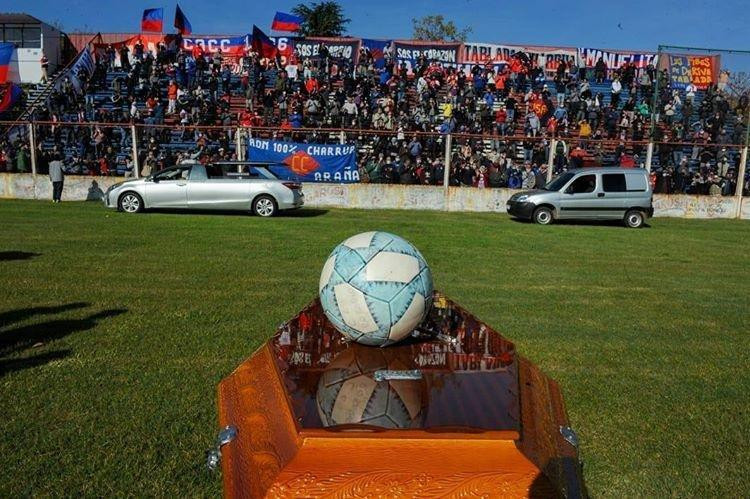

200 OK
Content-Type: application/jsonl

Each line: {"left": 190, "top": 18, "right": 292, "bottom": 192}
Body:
{"left": 141, "top": 8, "right": 164, "bottom": 33}
{"left": 173, "top": 4, "right": 192, "bottom": 35}
{"left": 0, "top": 83, "right": 22, "bottom": 113}
{"left": 252, "top": 25, "right": 277, "bottom": 58}
{"left": 0, "top": 42, "right": 14, "bottom": 83}
{"left": 362, "top": 39, "right": 391, "bottom": 69}
{"left": 271, "top": 11, "right": 302, "bottom": 32}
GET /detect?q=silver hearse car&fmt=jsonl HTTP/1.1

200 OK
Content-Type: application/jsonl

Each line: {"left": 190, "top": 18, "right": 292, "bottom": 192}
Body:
{"left": 506, "top": 167, "right": 654, "bottom": 228}
{"left": 102, "top": 162, "right": 304, "bottom": 216}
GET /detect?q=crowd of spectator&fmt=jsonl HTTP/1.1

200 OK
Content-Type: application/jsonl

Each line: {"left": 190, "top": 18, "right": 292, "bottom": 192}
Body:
{"left": 0, "top": 36, "right": 748, "bottom": 196}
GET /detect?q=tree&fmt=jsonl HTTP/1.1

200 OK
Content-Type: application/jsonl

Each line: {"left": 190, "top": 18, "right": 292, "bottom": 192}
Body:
{"left": 292, "top": 1, "right": 350, "bottom": 37}
{"left": 728, "top": 71, "right": 750, "bottom": 100}
{"left": 411, "top": 15, "right": 472, "bottom": 42}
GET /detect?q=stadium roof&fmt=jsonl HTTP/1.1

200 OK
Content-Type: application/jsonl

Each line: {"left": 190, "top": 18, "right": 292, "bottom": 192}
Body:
{"left": 0, "top": 13, "right": 45, "bottom": 24}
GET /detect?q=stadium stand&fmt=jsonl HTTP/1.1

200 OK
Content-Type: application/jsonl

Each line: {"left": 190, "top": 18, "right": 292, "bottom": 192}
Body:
{"left": 1, "top": 33, "right": 748, "bottom": 196}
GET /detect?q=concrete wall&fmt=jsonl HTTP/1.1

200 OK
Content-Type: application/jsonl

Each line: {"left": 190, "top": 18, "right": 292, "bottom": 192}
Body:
{"left": 0, "top": 173, "right": 123, "bottom": 202}
{"left": 302, "top": 183, "right": 749, "bottom": 219}
{"left": 1, "top": 173, "right": 748, "bottom": 219}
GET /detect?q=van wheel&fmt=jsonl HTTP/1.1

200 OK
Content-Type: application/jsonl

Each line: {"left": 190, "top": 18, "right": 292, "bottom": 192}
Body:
{"left": 533, "top": 206, "right": 553, "bottom": 225}
{"left": 624, "top": 209, "right": 644, "bottom": 228}
{"left": 253, "top": 195, "right": 277, "bottom": 217}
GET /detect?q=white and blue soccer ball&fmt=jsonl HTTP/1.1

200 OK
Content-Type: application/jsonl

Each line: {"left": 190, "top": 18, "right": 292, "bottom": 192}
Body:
{"left": 319, "top": 231, "right": 433, "bottom": 347}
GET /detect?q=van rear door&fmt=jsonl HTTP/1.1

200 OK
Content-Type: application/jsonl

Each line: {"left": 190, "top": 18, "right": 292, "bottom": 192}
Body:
{"left": 598, "top": 172, "right": 629, "bottom": 219}
{"left": 624, "top": 170, "right": 652, "bottom": 213}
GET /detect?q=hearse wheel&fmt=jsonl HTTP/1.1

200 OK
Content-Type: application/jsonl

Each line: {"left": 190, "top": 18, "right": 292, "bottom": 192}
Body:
{"left": 118, "top": 192, "right": 143, "bottom": 213}
{"left": 253, "top": 195, "right": 277, "bottom": 217}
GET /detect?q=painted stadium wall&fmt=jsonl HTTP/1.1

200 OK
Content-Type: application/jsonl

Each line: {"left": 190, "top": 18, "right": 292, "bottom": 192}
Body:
{"left": 0, "top": 174, "right": 124, "bottom": 202}
{"left": 1, "top": 173, "right": 749, "bottom": 219}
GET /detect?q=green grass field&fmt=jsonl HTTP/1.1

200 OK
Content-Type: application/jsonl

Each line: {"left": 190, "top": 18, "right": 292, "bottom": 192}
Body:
{"left": 1, "top": 199, "right": 748, "bottom": 497}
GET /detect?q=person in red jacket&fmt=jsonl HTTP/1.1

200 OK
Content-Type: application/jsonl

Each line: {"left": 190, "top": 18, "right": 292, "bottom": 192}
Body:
{"left": 547, "top": 116, "right": 558, "bottom": 136}
{"left": 619, "top": 153, "right": 635, "bottom": 168}
{"left": 569, "top": 146, "right": 587, "bottom": 169}
{"left": 495, "top": 107, "right": 507, "bottom": 136}
{"left": 191, "top": 43, "right": 203, "bottom": 60}
{"left": 305, "top": 76, "right": 319, "bottom": 94}
{"left": 99, "top": 156, "right": 110, "bottom": 176}
{"left": 509, "top": 57, "right": 523, "bottom": 74}
{"left": 167, "top": 80, "right": 178, "bottom": 115}
{"left": 239, "top": 108, "right": 255, "bottom": 127}
{"left": 494, "top": 71, "right": 507, "bottom": 93}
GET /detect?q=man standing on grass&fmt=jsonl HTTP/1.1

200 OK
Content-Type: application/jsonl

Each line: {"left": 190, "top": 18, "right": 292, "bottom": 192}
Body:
{"left": 49, "top": 153, "right": 64, "bottom": 203}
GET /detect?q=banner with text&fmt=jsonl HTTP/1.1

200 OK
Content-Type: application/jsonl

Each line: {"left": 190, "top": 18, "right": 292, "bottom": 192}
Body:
{"left": 247, "top": 138, "right": 359, "bottom": 183}
{"left": 270, "top": 36, "right": 295, "bottom": 64}
{"left": 689, "top": 56, "right": 718, "bottom": 89}
{"left": 182, "top": 34, "right": 249, "bottom": 56}
{"left": 462, "top": 43, "right": 577, "bottom": 73}
{"left": 394, "top": 41, "right": 460, "bottom": 73}
{"left": 668, "top": 55, "right": 691, "bottom": 89}
{"left": 577, "top": 47, "right": 658, "bottom": 69}
{"left": 663, "top": 53, "right": 721, "bottom": 90}
{"left": 293, "top": 37, "right": 360, "bottom": 64}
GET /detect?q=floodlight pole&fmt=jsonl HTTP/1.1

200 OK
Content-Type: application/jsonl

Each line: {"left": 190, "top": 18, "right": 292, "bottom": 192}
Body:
{"left": 646, "top": 46, "right": 663, "bottom": 173}
{"left": 28, "top": 122, "right": 37, "bottom": 177}
{"left": 131, "top": 124, "right": 140, "bottom": 179}
{"left": 236, "top": 127, "right": 244, "bottom": 161}
{"left": 645, "top": 142, "right": 654, "bottom": 172}
{"left": 735, "top": 105, "right": 749, "bottom": 218}
{"left": 547, "top": 139, "right": 556, "bottom": 183}
{"left": 737, "top": 147, "right": 747, "bottom": 216}
{"left": 443, "top": 133, "right": 452, "bottom": 196}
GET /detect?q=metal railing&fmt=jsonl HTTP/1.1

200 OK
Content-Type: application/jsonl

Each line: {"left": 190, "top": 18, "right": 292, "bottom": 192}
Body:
{"left": 1, "top": 120, "right": 747, "bottom": 216}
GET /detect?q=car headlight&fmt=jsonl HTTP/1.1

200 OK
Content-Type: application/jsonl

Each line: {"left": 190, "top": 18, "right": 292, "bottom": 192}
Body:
{"left": 516, "top": 195, "right": 530, "bottom": 202}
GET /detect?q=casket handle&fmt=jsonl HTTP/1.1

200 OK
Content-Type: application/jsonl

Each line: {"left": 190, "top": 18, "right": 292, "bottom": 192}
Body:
{"left": 206, "top": 425, "right": 238, "bottom": 471}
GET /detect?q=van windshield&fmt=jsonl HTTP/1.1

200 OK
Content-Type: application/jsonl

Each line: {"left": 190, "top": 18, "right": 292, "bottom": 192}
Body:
{"left": 543, "top": 171, "right": 576, "bottom": 191}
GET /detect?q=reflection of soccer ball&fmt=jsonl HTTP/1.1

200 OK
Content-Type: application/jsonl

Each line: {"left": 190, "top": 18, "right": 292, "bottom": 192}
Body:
{"left": 316, "top": 346, "right": 424, "bottom": 428}
{"left": 319, "top": 231, "right": 433, "bottom": 347}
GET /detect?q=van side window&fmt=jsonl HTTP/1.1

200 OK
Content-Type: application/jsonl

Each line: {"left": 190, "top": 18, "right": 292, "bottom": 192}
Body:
{"left": 567, "top": 174, "right": 596, "bottom": 194}
{"left": 602, "top": 173, "right": 627, "bottom": 192}
{"left": 625, "top": 174, "right": 648, "bottom": 192}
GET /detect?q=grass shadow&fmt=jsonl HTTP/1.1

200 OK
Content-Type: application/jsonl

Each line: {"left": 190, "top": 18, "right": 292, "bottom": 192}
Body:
{"left": 0, "top": 251, "right": 41, "bottom": 261}
{"left": 0, "top": 350, "right": 72, "bottom": 376}
{"left": 283, "top": 208, "right": 329, "bottom": 218}
{"left": 508, "top": 217, "right": 650, "bottom": 229}
{"left": 0, "top": 306, "right": 127, "bottom": 376}
{"left": 144, "top": 208, "right": 328, "bottom": 218}
{"left": 0, "top": 302, "right": 89, "bottom": 328}
{"left": 0, "top": 308, "right": 127, "bottom": 355}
